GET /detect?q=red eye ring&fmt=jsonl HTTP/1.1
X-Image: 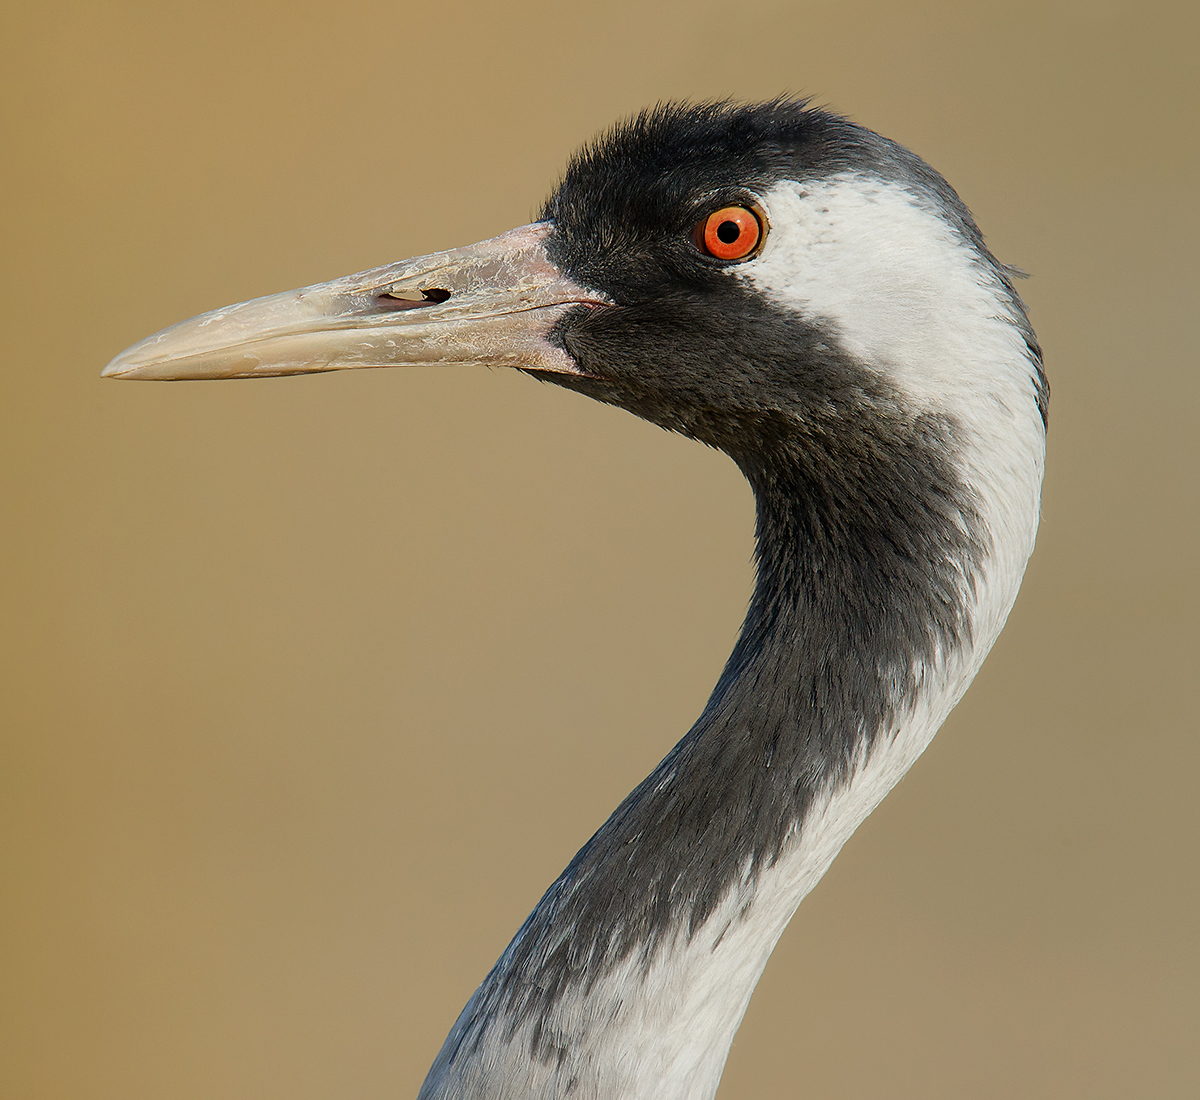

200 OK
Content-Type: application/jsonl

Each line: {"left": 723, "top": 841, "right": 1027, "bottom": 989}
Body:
{"left": 698, "top": 205, "right": 763, "bottom": 261}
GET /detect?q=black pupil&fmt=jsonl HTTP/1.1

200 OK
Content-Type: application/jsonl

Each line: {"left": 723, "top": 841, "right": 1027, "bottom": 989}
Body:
{"left": 716, "top": 219, "right": 741, "bottom": 244}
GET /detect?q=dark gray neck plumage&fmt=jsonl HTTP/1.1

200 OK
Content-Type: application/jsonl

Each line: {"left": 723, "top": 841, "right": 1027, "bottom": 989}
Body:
{"left": 419, "top": 401, "right": 993, "bottom": 1100}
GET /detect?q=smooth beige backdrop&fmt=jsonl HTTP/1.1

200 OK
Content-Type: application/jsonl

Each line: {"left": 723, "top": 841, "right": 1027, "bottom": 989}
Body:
{"left": 2, "top": 2, "right": 1196, "bottom": 1097}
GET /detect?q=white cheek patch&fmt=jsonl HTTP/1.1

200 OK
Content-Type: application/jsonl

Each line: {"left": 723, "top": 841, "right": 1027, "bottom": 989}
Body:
{"left": 741, "top": 175, "right": 1046, "bottom": 640}
{"left": 742, "top": 175, "right": 1031, "bottom": 418}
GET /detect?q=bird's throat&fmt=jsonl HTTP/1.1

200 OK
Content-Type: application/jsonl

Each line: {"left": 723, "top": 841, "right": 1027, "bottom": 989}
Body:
{"left": 418, "top": 403, "right": 1035, "bottom": 1100}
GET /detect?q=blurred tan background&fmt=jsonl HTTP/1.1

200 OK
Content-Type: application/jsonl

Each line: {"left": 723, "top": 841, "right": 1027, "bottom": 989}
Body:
{"left": 2, "top": 1, "right": 1197, "bottom": 1097}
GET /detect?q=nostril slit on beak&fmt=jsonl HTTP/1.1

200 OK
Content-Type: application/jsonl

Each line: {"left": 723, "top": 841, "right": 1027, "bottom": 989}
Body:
{"left": 376, "top": 287, "right": 453, "bottom": 311}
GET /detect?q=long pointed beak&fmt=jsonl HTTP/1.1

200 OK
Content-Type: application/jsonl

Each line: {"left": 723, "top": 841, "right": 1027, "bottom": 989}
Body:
{"left": 102, "top": 223, "right": 604, "bottom": 381}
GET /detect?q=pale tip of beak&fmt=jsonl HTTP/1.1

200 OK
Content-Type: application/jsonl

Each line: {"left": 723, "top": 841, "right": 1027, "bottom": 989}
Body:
{"left": 102, "top": 338, "right": 167, "bottom": 379}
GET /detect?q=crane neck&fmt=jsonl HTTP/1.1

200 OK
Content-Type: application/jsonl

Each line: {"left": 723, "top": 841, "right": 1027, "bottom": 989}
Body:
{"left": 421, "top": 379, "right": 1045, "bottom": 1100}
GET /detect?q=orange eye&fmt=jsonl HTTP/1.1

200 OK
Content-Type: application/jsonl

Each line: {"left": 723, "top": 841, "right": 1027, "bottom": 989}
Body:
{"left": 698, "top": 206, "right": 762, "bottom": 261}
